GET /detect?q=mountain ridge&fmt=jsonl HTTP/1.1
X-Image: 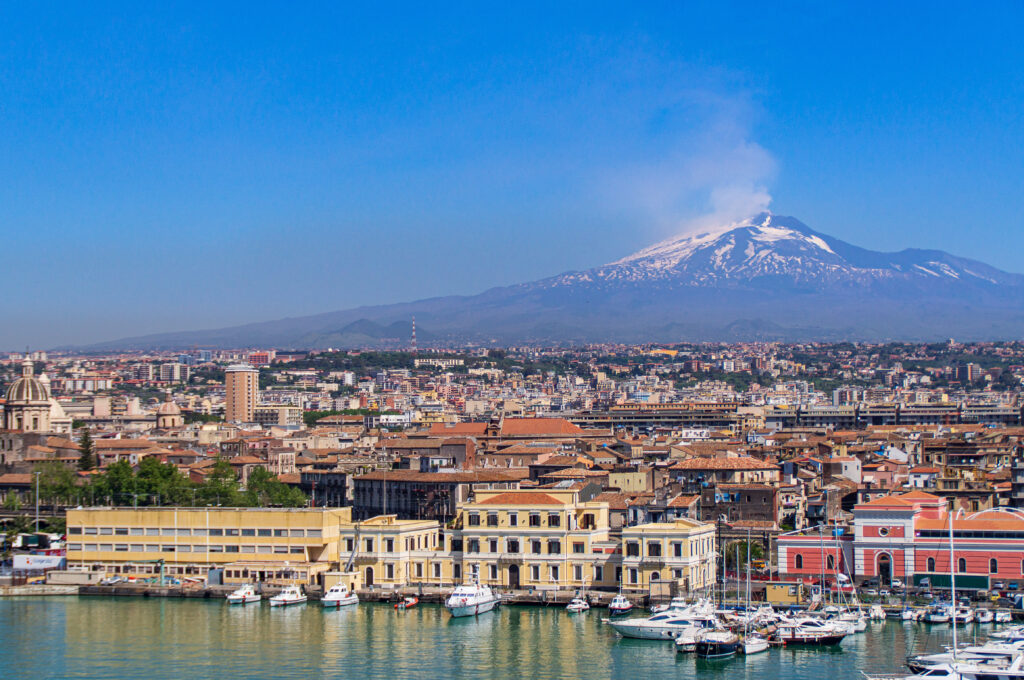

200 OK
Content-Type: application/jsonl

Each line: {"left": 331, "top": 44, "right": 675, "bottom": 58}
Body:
{"left": 77, "top": 212, "right": 1024, "bottom": 350}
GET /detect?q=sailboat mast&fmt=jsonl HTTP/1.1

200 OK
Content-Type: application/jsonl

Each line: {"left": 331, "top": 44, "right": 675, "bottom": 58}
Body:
{"left": 949, "top": 504, "right": 958, "bottom": 655}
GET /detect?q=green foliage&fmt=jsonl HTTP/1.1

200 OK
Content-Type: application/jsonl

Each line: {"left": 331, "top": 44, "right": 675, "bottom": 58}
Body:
{"left": 3, "top": 493, "right": 21, "bottom": 511}
{"left": 33, "top": 460, "right": 78, "bottom": 505}
{"left": 242, "top": 467, "right": 307, "bottom": 507}
{"left": 77, "top": 429, "right": 95, "bottom": 471}
{"left": 724, "top": 540, "right": 765, "bottom": 569}
{"left": 184, "top": 412, "right": 223, "bottom": 424}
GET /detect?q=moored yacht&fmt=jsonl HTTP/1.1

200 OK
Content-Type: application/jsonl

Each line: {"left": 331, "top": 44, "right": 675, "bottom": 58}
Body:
{"left": 445, "top": 579, "right": 501, "bottom": 618}
{"left": 566, "top": 597, "right": 590, "bottom": 613}
{"left": 774, "top": 617, "right": 847, "bottom": 645}
{"left": 226, "top": 583, "right": 261, "bottom": 605}
{"left": 694, "top": 629, "right": 741, "bottom": 659}
{"left": 269, "top": 585, "right": 307, "bottom": 607}
{"left": 609, "top": 605, "right": 718, "bottom": 641}
{"left": 608, "top": 593, "right": 633, "bottom": 616}
{"left": 321, "top": 584, "right": 358, "bottom": 607}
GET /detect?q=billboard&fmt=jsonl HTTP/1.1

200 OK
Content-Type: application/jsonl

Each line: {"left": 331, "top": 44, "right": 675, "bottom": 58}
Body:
{"left": 13, "top": 554, "right": 66, "bottom": 571}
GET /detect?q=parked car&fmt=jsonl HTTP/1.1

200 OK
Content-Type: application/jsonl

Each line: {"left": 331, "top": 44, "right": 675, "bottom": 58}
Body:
{"left": 921, "top": 592, "right": 935, "bottom": 600}
{"left": 1009, "top": 583, "right": 1020, "bottom": 591}
{"left": 890, "top": 579, "right": 904, "bottom": 589}
{"left": 880, "top": 589, "right": 891, "bottom": 597}
{"left": 864, "top": 588, "right": 879, "bottom": 596}
{"left": 993, "top": 581, "right": 1007, "bottom": 590}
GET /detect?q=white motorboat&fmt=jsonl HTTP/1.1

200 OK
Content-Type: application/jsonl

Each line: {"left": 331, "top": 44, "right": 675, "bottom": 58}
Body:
{"left": 954, "top": 607, "right": 976, "bottom": 624}
{"left": 908, "top": 640, "right": 1024, "bottom": 674}
{"left": 977, "top": 609, "right": 995, "bottom": 624}
{"left": 925, "top": 605, "right": 953, "bottom": 624}
{"left": 774, "top": 617, "right": 848, "bottom": 646}
{"left": 996, "top": 611, "right": 1014, "bottom": 624}
{"left": 269, "top": 585, "right": 307, "bottom": 607}
{"left": 226, "top": 583, "right": 261, "bottom": 605}
{"left": 566, "top": 597, "right": 590, "bottom": 613}
{"left": 651, "top": 596, "right": 690, "bottom": 613}
{"left": 742, "top": 633, "right": 770, "bottom": 655}
{"left": 321, "top": 583, "right": 358, "bottom": 607}
{"left": 869, "top": 604, "right": 886, "bottom": 621}
{"left": 609, "top": 606, "right": 719, "bottom": 641}
{"left": 608, "top": 593, "right": 633, "bottom": 616}
{"left": 445, "top": 580, "right": 501, "bottom": 618}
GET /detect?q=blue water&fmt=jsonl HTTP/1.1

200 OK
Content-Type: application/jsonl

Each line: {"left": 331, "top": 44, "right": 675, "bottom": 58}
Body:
{"left": 0, "top": 597, "right": 970, "bottom": 679}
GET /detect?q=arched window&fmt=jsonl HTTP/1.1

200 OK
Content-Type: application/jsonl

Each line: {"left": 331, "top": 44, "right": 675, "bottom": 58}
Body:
{"left": 958, "top": 558, "right": 966, "bottom": 573}
{"left": 927, "top": 557, "right": 935, "bottom": 572}
{"left": 795, "top": 554, "right": 803, "bottom": 569}
{"left": 826, "top": 555, "right": 835, "bottom": 570}
{"left": 990, "top": 558, "right": 998, "bottom": 574}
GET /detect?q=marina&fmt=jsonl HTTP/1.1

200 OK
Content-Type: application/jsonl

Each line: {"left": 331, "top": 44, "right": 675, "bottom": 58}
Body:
{"left": 0, "top": 594, "right": 1015, "bottom": 680}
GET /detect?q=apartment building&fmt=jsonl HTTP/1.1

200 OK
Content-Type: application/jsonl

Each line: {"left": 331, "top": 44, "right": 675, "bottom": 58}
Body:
{"left": 224, "top": 363, "right": 259, "bottom": 423}
{"left": 338, "top": 515, "right": 444, "bottom": 588}
{"left": 620, "top": 518, "right": 717, "bottom": 594}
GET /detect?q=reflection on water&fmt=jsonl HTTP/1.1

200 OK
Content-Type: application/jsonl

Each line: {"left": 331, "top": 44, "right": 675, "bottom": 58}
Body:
{"left": 0, "top": 598, "right": 979, "bottom": 680}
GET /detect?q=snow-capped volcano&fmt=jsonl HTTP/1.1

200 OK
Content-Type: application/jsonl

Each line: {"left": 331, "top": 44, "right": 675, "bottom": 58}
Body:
{"left": 86, "top": 211, "right": 1024, "bottom": 349}
{"left": 545, "top": 212, "right": 1015, "bottom": 289}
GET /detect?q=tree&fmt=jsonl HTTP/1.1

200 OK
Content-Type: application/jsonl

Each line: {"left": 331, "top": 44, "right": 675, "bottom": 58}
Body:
{"left": 96, "top": 460, "right": 136, "bottom": 506}
{"left": 77, "top": 428, "right": 96, "bottom": 471}
{"left": 242, "top": 466, "right": 306, "bottom": 508}
{"left": 198, "top": 458, "right": 241, "bottom": 506}
{"left": 33, "top": 460, "right": 77, "bottom": 507}
{"left": 135, "top": 456, "right": 193, "bottom": 505}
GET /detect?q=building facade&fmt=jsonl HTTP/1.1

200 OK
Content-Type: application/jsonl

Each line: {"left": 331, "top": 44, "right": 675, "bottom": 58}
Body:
{"left": 224, "top": 364, "right": 259, "bottom": 423}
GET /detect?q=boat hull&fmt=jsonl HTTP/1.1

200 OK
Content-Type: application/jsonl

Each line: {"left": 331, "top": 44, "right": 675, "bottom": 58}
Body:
{"left": 322, "top": 596, "right": 358, "bottom": 607}
{"left": 778, "top": 634, "right": 845, "bottom": 646}
{"left": 226, "top": 595, "right": 260, "bottom": 605}
{"left": 608, "top": 622, "right": 691, "bottom": 640}
{"left": 695, "top": 640, "right": 739, "bottom": 659}
{"left": 446, "top": 598, "right": 500, "bottom": 618}
{"left": 269, "top": 597, "right": 307, "bottom": 607}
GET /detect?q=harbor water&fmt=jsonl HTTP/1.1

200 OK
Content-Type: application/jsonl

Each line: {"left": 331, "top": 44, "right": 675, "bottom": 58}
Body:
{"left": 0, "top": 597, "right": 974, "bottom": 679}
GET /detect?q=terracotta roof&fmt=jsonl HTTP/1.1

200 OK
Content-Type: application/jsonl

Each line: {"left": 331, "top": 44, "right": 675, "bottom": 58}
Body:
{"left": 668, "top": 494, "right": 700, "bottom": 508}
{"left": 672, "top": 456, "right": 778, "bottom": 471}
{"left": 356, "top": 470, "right": 527, "bottom": 483}
{"left": 0, "top": 473, "right": 33, "bottom": 485}
{"left": 475, "top": 491, "right": 564, "bottom": 506}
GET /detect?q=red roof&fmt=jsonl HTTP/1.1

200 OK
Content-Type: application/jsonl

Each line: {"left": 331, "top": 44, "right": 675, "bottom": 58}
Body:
{"left": 476, "top": 491, "right": 564, "bottom": 505}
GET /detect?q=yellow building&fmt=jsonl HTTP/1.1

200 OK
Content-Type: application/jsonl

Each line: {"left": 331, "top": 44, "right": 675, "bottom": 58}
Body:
{"left": 449, "top": 488, "right": 617, "bottom": 591}
{"left": 338, "top": 515, "right": 444, "bottom": 588}
{"left": 65, "top": 507, "right": 352, "bottom": 585}
{"left": 620, "top": 518, "right": 717, "bottom": 594}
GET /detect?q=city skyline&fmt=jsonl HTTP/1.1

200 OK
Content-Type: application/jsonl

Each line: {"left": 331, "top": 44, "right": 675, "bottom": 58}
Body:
{"left": 4, "top": 4, "right": 1024, "bottom": 347}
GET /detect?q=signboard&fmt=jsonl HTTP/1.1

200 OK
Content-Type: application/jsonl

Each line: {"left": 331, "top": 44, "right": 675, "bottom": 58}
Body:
{"left": 913, "top": 573, "right": 989, "bottom": 590}
{"left": 13, "top": 554, "right": 66, "bottom": 571}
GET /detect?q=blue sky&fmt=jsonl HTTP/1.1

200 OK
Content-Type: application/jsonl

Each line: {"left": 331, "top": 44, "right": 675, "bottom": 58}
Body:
{"left": 3, "top": 3, "right": 1024, "bottom": 347}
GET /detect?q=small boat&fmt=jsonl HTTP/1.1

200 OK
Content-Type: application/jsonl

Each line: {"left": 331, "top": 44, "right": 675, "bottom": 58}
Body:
{"left": 996, "top": 611, "right": 1014, "bottom": 624}
{"left": 608, "top": 593, "right": 633, "bottom": 616}
{"left": 445, "top": 578, "right": 501, "bottom": 618}
{"left": 651, "top": 596, "right": 689, "bottom": 613}
{"left": 742, "top": 633, "right": 770, "bottom": 655}
{"left": 774, "top": 617, "right": 847, "bottom": 646}
{"left": 395, "top": 596, "right": 419, "bottom": 610}
{"left": 695, "top": 629, "right": 741, "bottom": 659}
{"left": 869, "top": 604, "right": 886, "bottom": 621}
{"left": 566, "top": 597, "right": 590, "bottom": 613}
{"left": 954, "top": 607, "right": 976, "bottom": 624}
{"left": 924, "top": 605, "right": 952, "bottom": 624}
{"left": 226, "top": 583, "right": 261, "bottom": 605}
{"left": 269, "top": 585, "right": 306, "bottom": 607}
{"left": 976, "top": 609, "right": 995, "bottom": 624}
{"left": 322, "top": 584, "right": 358, "bottom": 607}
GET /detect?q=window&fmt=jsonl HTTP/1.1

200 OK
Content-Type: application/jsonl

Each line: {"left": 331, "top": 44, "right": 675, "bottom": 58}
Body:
{"left": 415, "top": 563, "right": 423, "bottom": 578}
{"left": 225, "top": 529, "right": 239, "bottom": 536}
{"left": 647, "top": 542, "right": 661, "bottom": 558}
{"left": 115, "top": 544, "right": 128, "bottom": 552}
{"left": 489, "top": 564, "right": 498, "bottom": 580}
{"left": 672, "top": 542, "right": 683, "bottom": 558}
{"left": 258, "top": 529, "right": 272, "bottom": 537}
{"left": 594, "top": 566, "right": 603, "bottom": 582}
{"left": 146, "top": 528, "right": 160, "bottom": 536}
{"left": 958, "top": 558, "right": 967, "bottom": 573}
{"left": 531, "top": 540, "right": 542, "bottom": 555}
{"left": 990, "top": 558, "right": 999, "bottom": 574}
{"left": 178, "top": 545, "right": 191, "bottom": 553}
{"left": 290, "top": 547, "right": 303, "bottom": 554}
{"left": 927, "top": 557, "right": 935, "bottom": 572}
{"left": 385, "top": 539, "right": 394, "bottom": 553}
{"left": 242, "top": 529, "right": 256, "bottom": 537}
{"left": 629, "top": 568, "right": 638, "bottom": 584}
{"left": 365, "top": 538, "right": 375, "bottom": 552}
{"left": 100, "top": 527, "right": 113, "bottom": 535}
{"left": 434, "top": 563, "right": 442, "bottom": 578}
{"left": 626, "top": 542, "right": 640, "bottom": 557}
{"left": 115, "top": 528, "right": 128, "bottom": 536}
{"left": 273, "top": 546, "right": 287, "bottom": 554}
{"left": 487, "top": 513, "right": 498, "bottom": 527}
{"left": 547, "top": 539, "right": 561, "bottom": 555}
{"left": 83, "top": 527, "right": 97, "bottom": 535}
{"left": 274, "top": 530, "right": 287, "bottom": 537}
{"left": 454, "top": 564, "right": 461, "bottom": 580}
{"left": 795, "top": 554, "right": 804, "bottom": 569}
{"left": 467, "top": 539, "right": 480, "bottom": 553}
{"left": 529, "top": 514, "right": 541, "bottom": 527}
{"left": 508, "top": 513, "right": 518, "bottom": 527}
{"left": 385, "top": 564, "right": 394, "bottom": 580}
{"left": 572, "top": 542, "right": 585, "bottom": 554}
{"left": 307, "top": 529, "right": 322, "bottom": 538}
{"left": 489, "top": 539, "right": 498, "bottom": 553}
{"left": 506, "top": 539, "right": 519, "bottom": 553}
{"left": 550, "top": 565, "right": 559, "bottom": 581}
{"left": 878, "top": 527, "right": 890, "bottom": 537}
{"left": 531, "top": 565, "right": 540, "bottom": 581}
{"left": 289, "top": 529, "right": 304, "bottom": 537}
{"left": 548, "top": 513, "right": 560, "bottom": 527}
{"left": 826, "top": 555, "right": 835, "bottom": 570}
{"left": 574, "top": 565, "right": 583, "bottom": 581}
{"left": 468, "top": 514, "right": 480, "bottom": 526}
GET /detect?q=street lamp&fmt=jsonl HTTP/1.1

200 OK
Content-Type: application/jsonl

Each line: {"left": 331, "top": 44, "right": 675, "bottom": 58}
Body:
{"left": 34, "top": 471, "right": 40, "bottom": 531}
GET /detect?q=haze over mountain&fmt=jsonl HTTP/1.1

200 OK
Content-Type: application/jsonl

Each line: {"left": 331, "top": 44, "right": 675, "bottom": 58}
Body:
{"left": 84, "top": 213, "right": 1024, "bottom": 349}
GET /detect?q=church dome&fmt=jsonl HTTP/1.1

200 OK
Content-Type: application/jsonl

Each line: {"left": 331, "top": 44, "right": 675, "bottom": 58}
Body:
{"left": 157, "top": 399, "right": 181, "bottom": 416}
{"left": 6, "top": 360, "right": 48, "bottom": 404}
